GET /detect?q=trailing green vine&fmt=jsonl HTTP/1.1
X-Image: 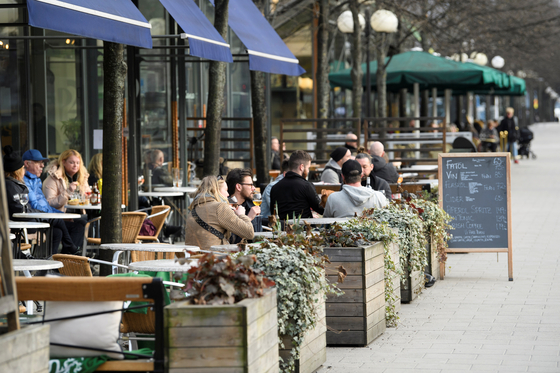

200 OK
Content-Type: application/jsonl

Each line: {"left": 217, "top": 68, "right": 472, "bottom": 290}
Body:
{"left": 363, "top": 204, "right": 428, "bottom": 293}
{"left": 246, "top": 241, "right": 340, "bottom": 373}
{"left": 411, "top": 198, "right": 453, "bottom": 264}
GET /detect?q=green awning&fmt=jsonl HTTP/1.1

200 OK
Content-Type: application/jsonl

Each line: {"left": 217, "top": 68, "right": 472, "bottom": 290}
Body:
{"left": 328, "top": 51, "right": 523, "bottom": 95}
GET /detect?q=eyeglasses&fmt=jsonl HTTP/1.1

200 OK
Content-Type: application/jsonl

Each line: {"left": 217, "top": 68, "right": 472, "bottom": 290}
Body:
{"left": 239, "top": 183, "right": 254, "bottom": 187}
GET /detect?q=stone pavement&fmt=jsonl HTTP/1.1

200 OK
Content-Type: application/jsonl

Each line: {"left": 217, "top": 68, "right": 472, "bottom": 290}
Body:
{"left": 317, "top": 122, "right": 560, "bottom": 373}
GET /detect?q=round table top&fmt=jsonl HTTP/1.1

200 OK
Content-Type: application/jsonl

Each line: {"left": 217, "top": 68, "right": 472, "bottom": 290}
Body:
{"left": 210, "top": 243, "right": 261, "bottom": 252}
{"left": 139, "top": 191, "right": 183, "bottom": 198}
{"left": 13, "top": 212, "right": 81, "bottom": 220}
{"left": 99, "top": 243, "right": 199, "bottom": 252}
{"left": 128, "top": 259, "right": 198, "bottom": 272}
{"left": 154, "top": 186, "right": 197, "bottom": 193}
{"left": 13, "top": 259, "right": 63, "bottom": 271}
{"left": 9, "top": 221, "right": 50, "bottom": 229}
{"left": 64, "top": 204, "right": 127, "bottom": 210}
{"left": 285, "top": 217, "right": 351, "bottom": 225}
{"left": 253, "top": 231, "right": 285, "bottom": 238}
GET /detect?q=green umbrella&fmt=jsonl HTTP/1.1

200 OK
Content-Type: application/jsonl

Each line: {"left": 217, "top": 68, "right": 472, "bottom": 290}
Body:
{"left": 329, "top": 51, "right": 516, "bottom": 93}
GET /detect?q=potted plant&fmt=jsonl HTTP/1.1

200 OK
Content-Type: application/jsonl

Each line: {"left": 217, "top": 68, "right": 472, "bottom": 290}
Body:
{"left": 365, "top": 204, "right": 428, "bottom": 303}
{"left": 246, "top": 239, "right": 339, "bottom": 373}
{"left": 165, "top": 253, "right": 279, "bottom": 372}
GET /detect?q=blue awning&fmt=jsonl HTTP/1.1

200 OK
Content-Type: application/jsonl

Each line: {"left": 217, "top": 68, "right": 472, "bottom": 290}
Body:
{"left": 27, "top": 0, "right": 152, "bottom": 49}
{"left": 210, "top": 0, "right": 305, "bottom": 76}
{"left": 160, "top": 0, "right": 232, "bottom": 63}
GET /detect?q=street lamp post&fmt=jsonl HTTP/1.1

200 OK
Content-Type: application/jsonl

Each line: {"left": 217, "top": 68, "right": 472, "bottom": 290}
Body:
{"left": 370, "top": 9, "right": 398, "bottom": 124}
{"left": 491, "top": 56, "right": 505, "bottom": 119}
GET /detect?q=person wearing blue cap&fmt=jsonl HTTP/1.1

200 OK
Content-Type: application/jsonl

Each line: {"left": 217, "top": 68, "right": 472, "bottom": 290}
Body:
{"left": 23, "top": 149, "right": 84, "bottom": 254}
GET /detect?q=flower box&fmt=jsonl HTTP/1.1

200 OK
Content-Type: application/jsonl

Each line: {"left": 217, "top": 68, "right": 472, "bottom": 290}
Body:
{"left": 279, "top": 295, "right": 326, "bottom": 373}
{"left": 426, "top": 233, "right": 440, "bottom": 280}
{"left": 0, "top": 324, "right": 50, "bottom": 372}
{"left": 400, "top": 258, "right": 423, "bottom": 303}
{"left": 387, "top": 239, "right": 401, "bottom": 315}
{"left": 165, "top": 288, "right": 279, "bottom": 373}
{"left": 323, "top": 242, "right": 386, "bottom": 346}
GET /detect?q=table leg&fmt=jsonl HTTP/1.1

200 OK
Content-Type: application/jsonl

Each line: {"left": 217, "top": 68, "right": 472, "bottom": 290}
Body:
{"left": 23, "top": 269, "right": 33, "bottom": 315}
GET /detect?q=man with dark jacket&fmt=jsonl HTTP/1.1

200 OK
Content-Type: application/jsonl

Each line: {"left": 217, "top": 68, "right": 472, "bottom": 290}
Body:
{"left": 369, "top": 141, "right": 400, "bottom": 183}
{"left": 270, "top": 150, "right": 324, "bottom": 220}
{"left": 355, "top": 153, "right": 392, "bottom": 200}
{"left": 497, "top": 107, "right": 520, "bottom": 164}
{"left": 321, "top": 147, "right": 351, "bottom": 184}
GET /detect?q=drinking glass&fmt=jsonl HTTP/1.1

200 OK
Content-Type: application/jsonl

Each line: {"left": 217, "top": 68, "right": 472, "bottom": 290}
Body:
{"left": 253, "top": 192, "right": 262, "bottom": 207}
{"left": 19, "top": 193, "right": 29, "bottom": 213}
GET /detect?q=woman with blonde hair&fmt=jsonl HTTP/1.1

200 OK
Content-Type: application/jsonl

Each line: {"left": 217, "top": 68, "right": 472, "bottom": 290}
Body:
{"left": 88, "top": 153, "right": 102, "bottom": 186}
{"left": 43, "top": 149, "right": 90, "bottom": 212}
{"left": 185, "top": 176, "right": 253, "bottom": 250}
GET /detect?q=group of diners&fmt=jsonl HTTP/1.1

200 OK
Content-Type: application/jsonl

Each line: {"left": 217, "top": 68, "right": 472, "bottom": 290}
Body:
{"left": 184, "top": 143, "right": 398, "bottom": 251}
{"left": 4, "top": 146, "right": 102, "bottom": 257}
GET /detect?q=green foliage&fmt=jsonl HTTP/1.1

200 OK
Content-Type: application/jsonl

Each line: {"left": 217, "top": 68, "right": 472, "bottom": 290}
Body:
{"left": 181, "top": 253, "right": 275, "bottom": 305}
{"left": 364, "top": 204, "right": 428, "bottom": 290}
{"left": 247, "top": 241, "right": 340, "bottom": 373}
{"left": 411, "top": 198, "right": 453, "bottom": 264}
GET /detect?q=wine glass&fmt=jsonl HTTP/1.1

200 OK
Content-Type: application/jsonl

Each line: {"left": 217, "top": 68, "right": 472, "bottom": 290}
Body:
{"left": 19, "top": 193, "right": 29, "bottom": 213}
{"left": 253, "top": 192, "right": 262, "bottom": 207}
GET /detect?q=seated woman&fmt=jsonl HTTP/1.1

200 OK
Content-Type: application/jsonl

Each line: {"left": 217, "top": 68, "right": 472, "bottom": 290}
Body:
{"left": 185, "top": 176, "right": 254, "bottom": 250}
{"left": 43, "top": 149, "right": 91, "bottom": 212}
{"left": 88, "top": 152, "right": 102, "bottom": 187}
{"left": 3, "top": 146, "right": 79, "bottom": 255}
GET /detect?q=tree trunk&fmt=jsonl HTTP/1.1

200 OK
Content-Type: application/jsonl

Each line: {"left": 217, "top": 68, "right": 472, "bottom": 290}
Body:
{"left": 99, "top": 42, "right": 126, "bottom": 276}
{"left": 251, "top": 70, "right": 269, "bottom": 186}
{"left": 315, "top": 0, "right": 330, "bottom": 162}
{"left": 203, "top": 0, "right": 229, "bottom": 177}
{"left": 349, "top": 1, "right": 362, "bottom": 120}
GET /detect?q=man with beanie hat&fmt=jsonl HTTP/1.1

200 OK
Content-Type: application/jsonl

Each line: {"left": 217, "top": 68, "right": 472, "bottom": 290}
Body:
{"left": 323, "top": 159, "right": 388, "bottom": 218}
{"left": 321, "top": 147, "right": 351, "bottom": 184}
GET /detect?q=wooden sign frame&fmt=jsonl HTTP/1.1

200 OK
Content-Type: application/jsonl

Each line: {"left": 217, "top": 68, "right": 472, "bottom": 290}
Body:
{"left": 438, "top": 152, "right": 513, "bottom": 281}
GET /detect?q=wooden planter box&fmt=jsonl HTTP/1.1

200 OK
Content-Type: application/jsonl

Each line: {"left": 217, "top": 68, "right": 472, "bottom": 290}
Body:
{"left": 0, "top": 325, "right": 50, "bottom": 373}
{"left": 400, "top": 256, "right": 423, "bottom": 303}
{"left": 426, "top": 233, "right": 441, "bottom": 280}
{"left": 165, "top": 288, "right": 279, "bottom": 373}
{"left": 279, "top": 295, "right": 326, "bottom": 373}
{"left": 387, "top": 240, "right": 401, "bottom": 315}
{"left": 323, "top": 242, "right": 386, "bottom": 346}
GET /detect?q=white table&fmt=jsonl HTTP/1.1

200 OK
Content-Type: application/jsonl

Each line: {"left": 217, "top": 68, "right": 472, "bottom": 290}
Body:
{"left": 253, "top": 231, "right": 286, "bottom": 239}
{"left": 154, "top": 186, "right": 197, "bottom": 194}
{"left": 99, "top": 243, "right": 198, "bottom": 253}
{"left": 9, "top": 221, "right": 50, "bottom": 229}
{"left": 210, "top": 243, "right": 261, "bottom": 252}
{"left": 128, "top": 259, "right": 198, "bottom": 272}
{"left": 138, "top": 191, "right": 183, "bottom": 198}
{"left": 285, "top": 217, "right": 352, "bottom": 225}
{"left": 13, "top": 259, "right": 64, "bottom": 315}
{"left": 64, "top": 204, "right": 127, "bottom": 210}
{"left": 13, "top": 212, "right": 81, "bottom": 220}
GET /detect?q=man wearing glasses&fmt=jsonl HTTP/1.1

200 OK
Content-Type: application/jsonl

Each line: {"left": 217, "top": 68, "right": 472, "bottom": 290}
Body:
{"left": 226, "top": 168, "right": 261, "bottom": 221}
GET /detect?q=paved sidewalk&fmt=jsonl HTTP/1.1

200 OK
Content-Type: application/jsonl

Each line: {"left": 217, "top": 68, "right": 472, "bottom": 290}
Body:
{"left": 318, "top": 123, "right": 560, "bottom": 373}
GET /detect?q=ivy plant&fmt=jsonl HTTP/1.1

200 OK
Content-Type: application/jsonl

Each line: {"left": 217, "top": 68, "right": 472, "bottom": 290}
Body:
{"left": 410, "top": 198, "right": 453, "bottom": 265}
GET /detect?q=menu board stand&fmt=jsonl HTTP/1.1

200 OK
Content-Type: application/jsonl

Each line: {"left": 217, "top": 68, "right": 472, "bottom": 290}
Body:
{"left": 438, "top": 153, "right": 513, "bottom": 281}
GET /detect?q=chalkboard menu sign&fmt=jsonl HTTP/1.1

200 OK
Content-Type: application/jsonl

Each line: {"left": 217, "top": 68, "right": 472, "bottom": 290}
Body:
{"left": 438, "top": 153, "right": 513, "bottom": 280}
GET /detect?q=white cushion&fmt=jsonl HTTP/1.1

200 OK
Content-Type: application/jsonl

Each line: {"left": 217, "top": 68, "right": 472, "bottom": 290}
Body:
{"left": 43, "top": 301, "right": 124, "bottom": 360}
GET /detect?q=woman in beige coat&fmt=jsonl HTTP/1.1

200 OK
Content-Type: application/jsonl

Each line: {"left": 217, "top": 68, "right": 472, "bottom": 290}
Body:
{"left": 185, "top": 176, "right": 254, "bottom": 250}
{"left": 43, "top": 149, "right": 91, "bottom": 212}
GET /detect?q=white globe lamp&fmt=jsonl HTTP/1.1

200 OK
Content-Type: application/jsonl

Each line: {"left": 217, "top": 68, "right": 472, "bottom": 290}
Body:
{"left": 491, "top": 56, "right": 505, "bottom": 69}
{"left": 337, "top": 10, "right": 365, "bottom": 33}
{"left": 471, "top": 52, "right": 488, "bottom": 66}
{"left": 370, "top": 9, "right": 398, "bottom": 33}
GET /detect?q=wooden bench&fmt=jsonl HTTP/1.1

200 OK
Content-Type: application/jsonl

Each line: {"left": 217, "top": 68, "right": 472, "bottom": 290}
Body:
{"left": 14, "top": 276, "right": 166, "bottom": 372}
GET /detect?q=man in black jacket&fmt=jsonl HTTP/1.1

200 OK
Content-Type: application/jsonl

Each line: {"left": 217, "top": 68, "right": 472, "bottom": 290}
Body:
{"left": 369, "top": 141, "right": 400, "bottom": 183}
{"left": 497, "top": 107, "right": 520, "bottom": 164}
{"left": 355, "top": 153, "right": 392, "bottom": 200}
{"left": 270, "top": 150, "right": 324, "bottom": 220}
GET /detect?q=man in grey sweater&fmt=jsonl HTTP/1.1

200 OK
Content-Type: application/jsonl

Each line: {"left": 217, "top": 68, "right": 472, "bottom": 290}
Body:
{"left": 323, "top": 160, "right": 388, "bottom": 218}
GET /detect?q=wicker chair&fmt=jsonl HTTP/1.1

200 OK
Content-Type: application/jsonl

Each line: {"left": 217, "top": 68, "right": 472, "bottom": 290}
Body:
{"left": 53, "top": 254, "right": 93, "bottom": 276}
{"left": 86, "top": 212, "right": 147, "bottom": 246}
{"left": 137, "top": 206, "right": 170, "bottom": 243}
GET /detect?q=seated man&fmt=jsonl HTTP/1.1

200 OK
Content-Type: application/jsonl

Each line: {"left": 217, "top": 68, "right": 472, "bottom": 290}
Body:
{"left": 344, "top": 133, "right": 358, "bottom": 154}
{"left": 271, "top": 150, "right": 324, "bottom": 220}
{"left": 355, "top": 152, "right": 392, "bottom": 200}
{"left": 321, "top": 147, "right": 351, "bottom": 184}
{"left": 147, "top": 149, "right": 173, "bottom": 186}
{"left": 226, "top": 168, "right": 261, "bottom": 221}
{"left": 368, "top": 141, "right": 400, "bottom": 183}
{"left": 323, "top": 160, "right": 388, "bottom": 218}
{"left": 261, "top": 159, "right": 289, "bottom": 218}
{"left": 22, "top": 149, "right": 83, "bottom": 254}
